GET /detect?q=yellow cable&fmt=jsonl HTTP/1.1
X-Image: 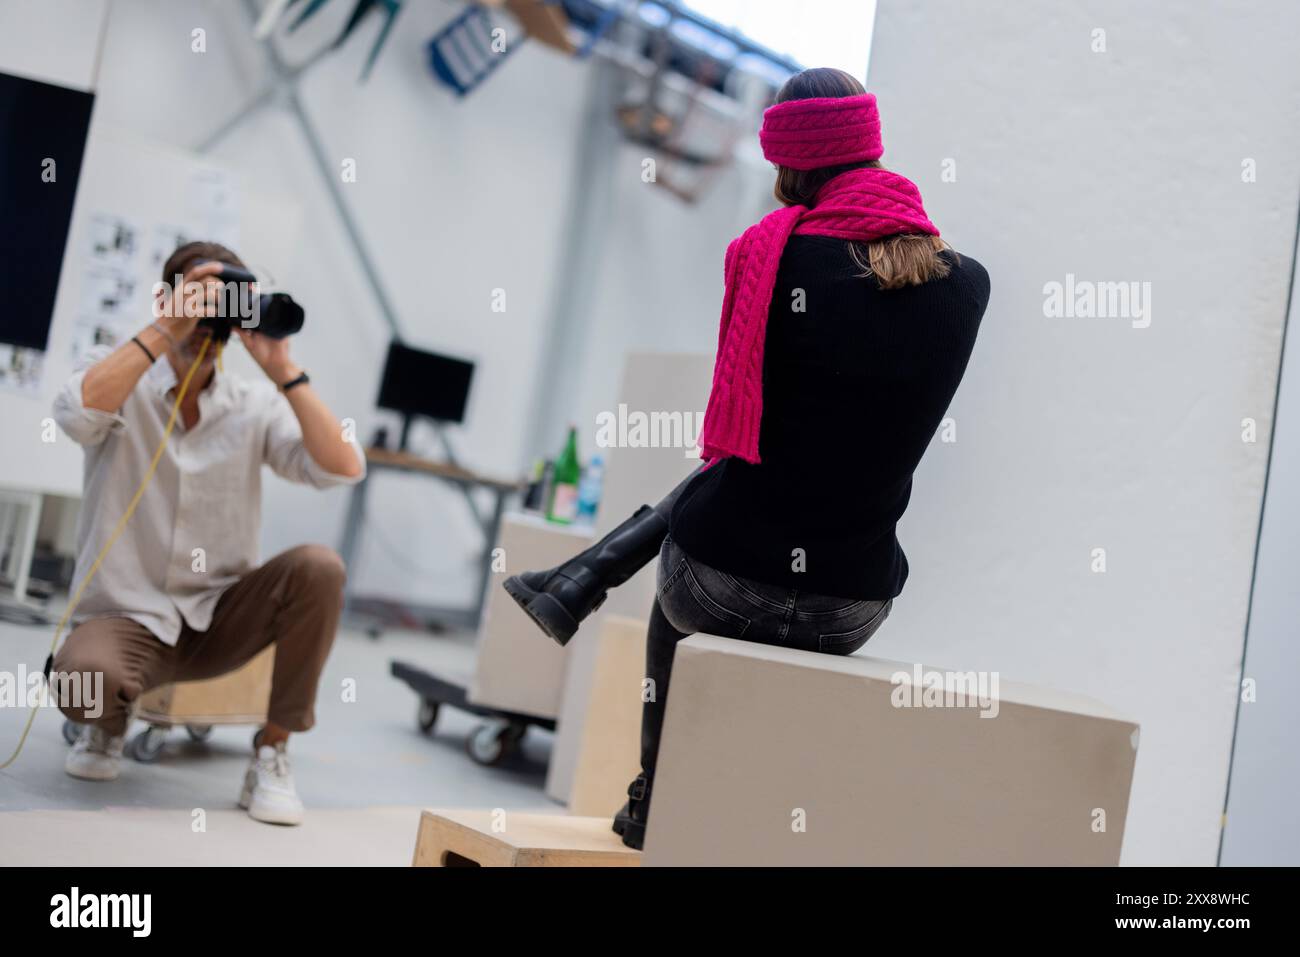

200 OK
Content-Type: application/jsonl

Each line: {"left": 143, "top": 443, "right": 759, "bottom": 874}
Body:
{"left": 0, "top": 335, "right": 213, "bottom": 771}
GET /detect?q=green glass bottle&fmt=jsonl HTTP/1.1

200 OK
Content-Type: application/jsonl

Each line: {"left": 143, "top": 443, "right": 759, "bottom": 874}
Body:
{"left": 547, "top": 426, "right": 580, "bottom": 524}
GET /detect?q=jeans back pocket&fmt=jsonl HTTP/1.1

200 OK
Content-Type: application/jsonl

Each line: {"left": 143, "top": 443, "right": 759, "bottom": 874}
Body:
{"left": 816, "top": 599, "right": 892, "bottom": 655}
{"left": 658, "top": 549, "right": 753, "bottom": 639}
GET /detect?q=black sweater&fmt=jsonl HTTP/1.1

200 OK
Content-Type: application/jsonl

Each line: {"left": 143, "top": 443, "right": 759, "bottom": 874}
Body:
{"left": 671, "top": 238, "right": 990, "bottom": 601}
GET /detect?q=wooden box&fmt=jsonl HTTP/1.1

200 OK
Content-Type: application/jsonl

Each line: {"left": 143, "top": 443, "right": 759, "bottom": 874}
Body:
{"left": 136, "top": 645, "right": 274, "bottom": 726}
{"left": 412, "top": 809, "right": 640, "bottom": 867}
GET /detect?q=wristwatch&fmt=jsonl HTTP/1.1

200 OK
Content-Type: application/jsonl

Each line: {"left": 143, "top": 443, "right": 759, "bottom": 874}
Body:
{"left": 280, "top": 370, "right": 310, "bottom": 393}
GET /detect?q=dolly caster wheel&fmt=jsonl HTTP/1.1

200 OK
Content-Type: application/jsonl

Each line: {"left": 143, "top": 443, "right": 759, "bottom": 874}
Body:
{"left": 128, "top": 725, "right": 168, "bottom": 763}
{"left": 417, "top": 699, "right": 440, "bottom": 734}
{"left": 465, "top": 721, "right": 526, "bottom": 767}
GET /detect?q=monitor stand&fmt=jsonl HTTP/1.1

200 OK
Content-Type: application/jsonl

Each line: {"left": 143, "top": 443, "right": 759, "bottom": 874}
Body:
{"left": 392, "top": 415, "right": 483, "bottom": 527}
{"left": 344, "top": 414, "right": 508, "bottom": 635}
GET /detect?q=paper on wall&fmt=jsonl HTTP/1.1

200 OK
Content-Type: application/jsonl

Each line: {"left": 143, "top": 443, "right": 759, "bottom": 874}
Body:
{"left": 0, "top": 345, "right": 45, "bottom": 394}
{"left": 64, "top": 170, "right": 239, "bottom": 366}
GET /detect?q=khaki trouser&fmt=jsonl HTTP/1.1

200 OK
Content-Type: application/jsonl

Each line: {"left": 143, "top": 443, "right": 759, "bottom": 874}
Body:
{"left": 53, "top": 544, "right": 346, "bottom": 736}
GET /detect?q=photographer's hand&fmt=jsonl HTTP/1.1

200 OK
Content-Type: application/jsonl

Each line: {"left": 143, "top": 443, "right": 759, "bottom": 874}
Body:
{"left": 237, "top": 329, "right": 363, "bottom": 479}
{"left": 236, "top": 327, "right": 299, "bottom": 384}
{"left": 80, "top": 261, "right": 225, "bottom": 414}
{"left": 153, "top": 260, "right": 225, "bottom": 342}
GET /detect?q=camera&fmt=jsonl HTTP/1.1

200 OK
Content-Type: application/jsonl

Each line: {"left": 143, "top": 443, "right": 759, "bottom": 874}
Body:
{"left": 197, "top": 263, "right": 305, "bottom": 341}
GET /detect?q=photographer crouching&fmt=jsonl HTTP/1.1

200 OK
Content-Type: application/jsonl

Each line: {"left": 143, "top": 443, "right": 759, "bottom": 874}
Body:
{"left": 50, "top": 241, "right": 365, "bottom": 826}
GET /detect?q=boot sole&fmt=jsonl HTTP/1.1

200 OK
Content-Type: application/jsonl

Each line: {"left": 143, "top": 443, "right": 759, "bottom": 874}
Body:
{"left": 502, "top": 576, "right": 578, "bottom": 646}
{"left": 619, "top": 819, "right": 645, "bottom": 850}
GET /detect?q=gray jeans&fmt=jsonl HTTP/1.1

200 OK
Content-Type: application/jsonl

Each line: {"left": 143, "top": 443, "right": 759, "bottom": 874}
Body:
{"left": 640, "top": 534, "right": 892, "bottom": 780}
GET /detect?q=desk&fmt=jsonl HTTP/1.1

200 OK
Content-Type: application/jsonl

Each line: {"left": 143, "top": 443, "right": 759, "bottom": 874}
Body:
{"left": 338, "top": 447, "right": 524, "bottom": 632}
{"left": 0, "top": 487, "right": 44, "bottom": 603}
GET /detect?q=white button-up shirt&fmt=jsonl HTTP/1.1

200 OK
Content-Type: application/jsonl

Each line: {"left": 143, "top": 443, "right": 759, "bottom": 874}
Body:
{"left": 53, "top": 345, "right": 365, "bottom": 646}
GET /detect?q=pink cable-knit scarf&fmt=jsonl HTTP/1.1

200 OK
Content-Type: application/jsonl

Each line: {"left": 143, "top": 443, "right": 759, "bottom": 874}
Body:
{"left": 698, "top": 93, "right": 939, "bottom": 464}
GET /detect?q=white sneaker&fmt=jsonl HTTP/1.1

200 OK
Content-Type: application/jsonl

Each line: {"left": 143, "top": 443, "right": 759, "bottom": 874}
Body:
{"left": 65, "top": 725, "right": 125, "bottom": 781}
{"left": 238, "top": 743, "right": 304, "bottom": 826}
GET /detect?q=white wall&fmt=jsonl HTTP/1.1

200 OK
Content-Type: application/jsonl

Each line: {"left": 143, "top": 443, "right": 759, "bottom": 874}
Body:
{"left": 15, "top": 0, "right": 611, "bottom": 605}
{"left": 0, "top": 0, "right": 109, "bottom": 497}
{"left": 24, "top": 0, "right": 777, "bottom": 607}
{"left": 1220, "top": 228, "right": 1300, "bottom": 865}
{"left": 0, "top": 0, "right": 106, "bottom": 92}
{"left": 865, "top": 0, "right": 1300, "bottom": 865}
{"left": 563, "top": 144, "right": 775, "bottom": 453}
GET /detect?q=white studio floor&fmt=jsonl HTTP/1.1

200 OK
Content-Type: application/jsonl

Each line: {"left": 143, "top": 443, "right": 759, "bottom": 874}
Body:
{"left": 0, "top": 615, "right": 561, "bottom": 866}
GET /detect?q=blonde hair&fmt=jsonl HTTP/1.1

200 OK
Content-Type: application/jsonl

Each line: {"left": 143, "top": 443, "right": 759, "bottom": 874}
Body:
{"left": 772, "top": 68, "right": 952, "bottom": 290}
{"left": 847, "top": 233, "right": 951, "bottom": 290}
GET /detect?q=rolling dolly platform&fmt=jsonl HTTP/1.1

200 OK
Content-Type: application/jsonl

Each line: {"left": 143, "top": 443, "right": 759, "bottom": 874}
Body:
{"left": 390, "top": 659, "right": 556, "bottom": 768}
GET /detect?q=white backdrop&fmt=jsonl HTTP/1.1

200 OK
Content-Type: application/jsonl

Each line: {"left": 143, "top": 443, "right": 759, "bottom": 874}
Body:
{"left": 863, "top": 0, "right": 1300, "bottom": 865}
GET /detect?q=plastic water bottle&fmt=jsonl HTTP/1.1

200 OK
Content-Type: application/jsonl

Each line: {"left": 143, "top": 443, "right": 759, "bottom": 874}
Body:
{"left": 577, "top": 455, "right": 604, "bottom": 526}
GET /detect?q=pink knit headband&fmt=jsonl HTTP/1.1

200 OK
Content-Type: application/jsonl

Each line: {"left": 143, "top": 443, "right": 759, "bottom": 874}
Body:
{"left": 759, "top": 92, "right": 883, "bottom": 170}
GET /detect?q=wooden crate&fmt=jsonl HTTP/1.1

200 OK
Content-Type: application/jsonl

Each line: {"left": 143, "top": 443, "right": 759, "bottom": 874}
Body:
{"left": 643, "top": 635, "right": 1140, "bottom": 866}
{"left": 136, "top": 646, "right": 274, "bottom": 726}
{"left": 412, "top": 809, "right": 640, "bottom": 867}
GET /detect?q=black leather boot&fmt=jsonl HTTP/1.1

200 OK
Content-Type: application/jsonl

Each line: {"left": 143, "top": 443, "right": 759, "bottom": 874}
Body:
{"left": 611, "top": 773, "right": 651, "bottom": 850}
{"left": 502, "top": 504, "right": 668, "bottom": 646}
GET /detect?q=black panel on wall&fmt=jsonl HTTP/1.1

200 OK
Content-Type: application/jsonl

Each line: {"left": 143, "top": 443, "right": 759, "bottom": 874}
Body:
{"left": 0, "top": 71, "right": 95, "bottom": 351}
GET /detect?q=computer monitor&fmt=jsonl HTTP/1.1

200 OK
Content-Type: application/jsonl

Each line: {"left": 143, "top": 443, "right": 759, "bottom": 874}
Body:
{"left": 0, "top": 71, "right": 94, "bottom": 351}
{"left": 376, "top": 339, "right": 475, "bottom": 450}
